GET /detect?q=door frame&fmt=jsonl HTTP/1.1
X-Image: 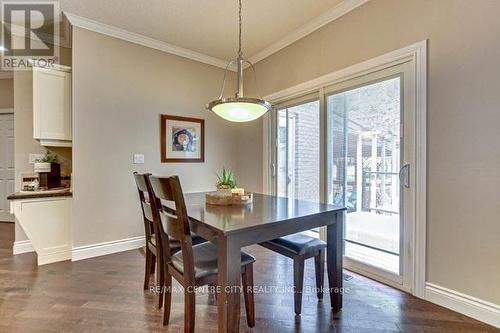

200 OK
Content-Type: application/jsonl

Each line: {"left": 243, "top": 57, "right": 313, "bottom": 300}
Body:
{"left": 262, "top": 40, "right": 427, "bottom": 298}
{"left": 0, "top": 108, "right": 15, "bottom": 223}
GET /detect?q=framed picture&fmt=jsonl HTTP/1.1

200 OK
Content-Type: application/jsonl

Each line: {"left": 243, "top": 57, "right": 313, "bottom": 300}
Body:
{"left": 161, "top": 115, "right": 205, "bottom": 163}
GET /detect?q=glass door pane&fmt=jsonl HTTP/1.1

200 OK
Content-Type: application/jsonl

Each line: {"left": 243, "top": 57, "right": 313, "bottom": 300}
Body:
{"left": 276, "top": 100, "right": 320, "bottom": 203}
{"left": 327, "top": 77, "right": 402, "bottom": 274}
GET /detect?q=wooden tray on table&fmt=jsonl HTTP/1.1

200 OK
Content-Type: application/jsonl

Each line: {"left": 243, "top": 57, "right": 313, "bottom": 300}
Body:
{"left": 205, "top": 192, "right": 253, "bottom": 206}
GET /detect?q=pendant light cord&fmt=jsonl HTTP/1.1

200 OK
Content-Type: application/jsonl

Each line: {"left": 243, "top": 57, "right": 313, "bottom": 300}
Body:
{"left": 238, "top": 0, "right": 243, "bottom": 58}
{"left": 214, "top": 0, "right": 266, "bottom": 101}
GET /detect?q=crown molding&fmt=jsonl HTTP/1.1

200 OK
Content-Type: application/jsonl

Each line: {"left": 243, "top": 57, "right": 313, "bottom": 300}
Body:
{"left": 248, "top": 0, "right": 372, "bottom": 65}
{"left": 63, "top": 12, "right": 235, "bottom": 71}
{"left": 63, "top": 0, "right": 371, "bottom": 71}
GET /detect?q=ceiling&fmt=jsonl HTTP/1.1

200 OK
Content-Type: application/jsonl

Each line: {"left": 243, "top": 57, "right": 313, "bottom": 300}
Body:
{"left": 57, "top": 0, "right": 345, "bottom": 61}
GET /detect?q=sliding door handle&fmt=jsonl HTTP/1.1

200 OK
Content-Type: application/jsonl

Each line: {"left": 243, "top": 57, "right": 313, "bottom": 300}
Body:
{"left": 399, "top": 164, "right": 410, "bottom": 188}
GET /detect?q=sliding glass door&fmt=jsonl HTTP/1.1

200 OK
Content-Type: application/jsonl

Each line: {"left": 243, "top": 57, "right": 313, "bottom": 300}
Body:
{"left": 327, "top": 76, "right": 403, "bottom": 275}
{"left": 269, "top": 61, "right": 416, "bottom": 291}
{"left": 326, "top": 62, "right": 415, "bottom": 289}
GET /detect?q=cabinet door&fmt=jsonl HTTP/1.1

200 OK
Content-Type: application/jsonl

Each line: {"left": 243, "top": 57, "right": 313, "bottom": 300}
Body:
{"left": 12, "top": 197, "right": 72, "bottom": 265}
{"left": 33, "top": 67, "right": 72, "bottom": 142}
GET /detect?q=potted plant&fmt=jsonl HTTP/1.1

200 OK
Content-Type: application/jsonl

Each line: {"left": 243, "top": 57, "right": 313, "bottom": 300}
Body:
{"left": 34, "top": 150, "right": 59, "bottom": 170}
{"left": 34, "top": 151, "right": 61, "bottom": 188}
{"left": 216, "top": 167, "right": 237, "bottom": 196}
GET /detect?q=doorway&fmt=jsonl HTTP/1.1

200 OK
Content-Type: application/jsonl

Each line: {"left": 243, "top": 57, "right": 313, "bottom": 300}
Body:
{"left": 325, "top": 62, "right": 415, "bottom": 291}
{"left": 267, "top": 46, "right": 426, "bottom": 294}
{"left": 0, "top": 112, "right": 15, "bottom": 222}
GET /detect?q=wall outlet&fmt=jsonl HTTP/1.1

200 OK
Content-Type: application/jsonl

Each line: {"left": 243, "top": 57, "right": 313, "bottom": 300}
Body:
{"left": 133, "top": 154, "right": 145, "bottom": 164}
{"left": 29, "top": 153, "right": 44, "bottom": 164}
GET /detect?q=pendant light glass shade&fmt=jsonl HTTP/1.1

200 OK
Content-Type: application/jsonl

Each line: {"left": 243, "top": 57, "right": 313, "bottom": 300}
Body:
{"left": 208, "top": 98, "right": 271, "bottom": 122}
{"left": 207, "top": 0, "right": 271, "bottom": 122}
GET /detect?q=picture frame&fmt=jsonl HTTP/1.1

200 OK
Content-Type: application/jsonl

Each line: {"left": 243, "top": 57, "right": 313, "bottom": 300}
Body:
{"left": 160, "top": 114, "right": 205, "bottom": 163}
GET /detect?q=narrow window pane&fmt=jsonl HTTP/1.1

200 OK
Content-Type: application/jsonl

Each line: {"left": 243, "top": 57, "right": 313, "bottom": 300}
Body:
{"left": 276, "top": 100, "right": 320, "bottom": 202}
{"left": 287, "top": 101, "right": 320, "bottom": 202}
{"left": 277, "top": 109, "right": 288, "bottom": 197}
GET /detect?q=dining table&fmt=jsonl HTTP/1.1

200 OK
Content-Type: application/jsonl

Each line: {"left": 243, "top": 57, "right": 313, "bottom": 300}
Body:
{"left": 183, "top": 192, "right": 346, "bottom": 333}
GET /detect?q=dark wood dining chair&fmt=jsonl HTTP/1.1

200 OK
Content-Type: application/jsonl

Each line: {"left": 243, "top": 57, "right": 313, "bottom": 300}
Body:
{"left": 260, "top": 233, "right": 326, "bottom": 315}
{"left": 133, "top": 172, "right": 160, "bottom": 292}
{"left": 149, "top": 175, "right": 256, "bottom": 332}
{"left": 133, "top": 172, "right": 205, "bottom": 309}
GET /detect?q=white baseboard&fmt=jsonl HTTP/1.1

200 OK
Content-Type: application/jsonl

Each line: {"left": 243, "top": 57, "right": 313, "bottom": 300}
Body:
{"left": 13, "top": 240, "right": 35, "bottom": 254}
{"left": 14, "top": 242, "right": 72, "bottom": 265}
{"left": 426, "top": 283, "right": 500, "bottom": 328}
{"left": 38, "top": 247, "right": 72, "bottom": 265}
{"left": 14, "top": 236, "right": 146, "bottom": 262}
{"left": 72, "top": 236, "right": 145, "bottom": 262}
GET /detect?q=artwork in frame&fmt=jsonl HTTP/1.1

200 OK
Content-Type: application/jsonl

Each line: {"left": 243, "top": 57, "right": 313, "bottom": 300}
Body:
{"left": 161, "top": 115, "right": 205, "bottom": 163}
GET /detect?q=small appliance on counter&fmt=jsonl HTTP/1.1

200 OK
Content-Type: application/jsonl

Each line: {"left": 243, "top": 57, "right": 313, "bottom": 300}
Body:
{"left": 34, "top": 162, "right": 61, "bottom": 189}
{"left": 21, "top": 173, "right": 39, "bottom": 191}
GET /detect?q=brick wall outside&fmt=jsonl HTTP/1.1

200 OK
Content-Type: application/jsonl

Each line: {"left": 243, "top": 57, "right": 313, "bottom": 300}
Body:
{"left": 289, "top": 101, "right": 320, "bottom": 202}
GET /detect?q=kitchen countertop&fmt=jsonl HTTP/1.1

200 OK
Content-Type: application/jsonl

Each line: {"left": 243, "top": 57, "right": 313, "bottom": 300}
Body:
{"left": 7, "top": 189, "right": 72, "bottom": 200}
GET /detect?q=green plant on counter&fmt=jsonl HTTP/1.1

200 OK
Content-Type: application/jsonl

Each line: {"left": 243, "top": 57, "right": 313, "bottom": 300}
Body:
{"left": 216, "top": 167, "right": 236, "bottom": 189}
{"left": 35, "top": 150, "right": 59, "bottom": 163}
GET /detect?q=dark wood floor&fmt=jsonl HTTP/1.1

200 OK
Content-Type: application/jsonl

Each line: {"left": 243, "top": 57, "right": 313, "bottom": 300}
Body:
{"left": 0, "top": 223, "right": 498, "bottom": 333}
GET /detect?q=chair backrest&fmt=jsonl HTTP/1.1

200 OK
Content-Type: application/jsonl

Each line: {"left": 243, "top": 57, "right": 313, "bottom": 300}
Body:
{"left": 149, "top": 175, "right": 195, "bottom": 279}
{"left": 133, "top": 172, "right": 159, "bottom": 249}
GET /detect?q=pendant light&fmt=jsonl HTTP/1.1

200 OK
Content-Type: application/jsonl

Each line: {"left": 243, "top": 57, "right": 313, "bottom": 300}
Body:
{"left": 207, "top": 0, "right": 271, "bottom": 122}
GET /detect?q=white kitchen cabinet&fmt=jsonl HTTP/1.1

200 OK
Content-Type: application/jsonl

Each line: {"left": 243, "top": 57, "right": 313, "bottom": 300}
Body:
{"left": 33, "top": 65, "right": 72, "bottom": 147}
{"left": 10, "top": 196, "right": 72, "bottom": 265}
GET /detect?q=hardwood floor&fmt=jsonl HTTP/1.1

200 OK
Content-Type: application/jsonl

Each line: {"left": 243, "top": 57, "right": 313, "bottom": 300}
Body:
{"left": 0, "top": 222, "right": 497, "bottom": 333}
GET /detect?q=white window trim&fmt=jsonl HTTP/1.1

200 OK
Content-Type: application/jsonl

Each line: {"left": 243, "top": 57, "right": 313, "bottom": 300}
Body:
{"left": 262, "top": 40, "right": 427, "bottom": 298}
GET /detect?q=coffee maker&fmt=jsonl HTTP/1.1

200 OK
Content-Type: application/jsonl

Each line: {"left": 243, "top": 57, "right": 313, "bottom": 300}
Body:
{"left": 34, "top": 162, "right": 61, "bottom": 189}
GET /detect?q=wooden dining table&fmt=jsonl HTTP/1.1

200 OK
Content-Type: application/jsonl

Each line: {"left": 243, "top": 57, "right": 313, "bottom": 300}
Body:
{"left": 183, "top": 192, "right": 346, "bottom": 333}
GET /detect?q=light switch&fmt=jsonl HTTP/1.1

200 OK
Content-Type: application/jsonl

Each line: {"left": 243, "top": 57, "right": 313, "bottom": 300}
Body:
{"left": 133, "top": 154, "right": 145, "bottom": 164}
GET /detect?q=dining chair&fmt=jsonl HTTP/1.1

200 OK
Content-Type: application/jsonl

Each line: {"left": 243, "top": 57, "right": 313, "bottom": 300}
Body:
{"left": 133, "top": 172, "right": 205, "bottom": 309}
{"left": 260, "top": 233, "right": 326, "bottom": 315}
{"left": 133, "top": 172, "right": 160, "bottom": 293}
{"left": 149, "top": 175, "right": 256, "bottom": 332}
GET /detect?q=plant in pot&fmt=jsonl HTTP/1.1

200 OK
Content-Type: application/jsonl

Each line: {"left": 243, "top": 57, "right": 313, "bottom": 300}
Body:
{"left": 215, "top": 167, "right": 236, "bottom": 196}
{"left": 34, "top": 151, "right": 61, "bottom": 189}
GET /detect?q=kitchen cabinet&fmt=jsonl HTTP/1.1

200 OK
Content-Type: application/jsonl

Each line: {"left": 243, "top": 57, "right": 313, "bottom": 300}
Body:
{"left": 10, "top": 195, "right": 72, "bottom": 265}
{"left": 33, "top": 65, "right": 72, "bottom": 147}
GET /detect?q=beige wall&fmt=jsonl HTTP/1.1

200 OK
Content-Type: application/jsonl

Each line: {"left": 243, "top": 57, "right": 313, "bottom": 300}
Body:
{"left": 0, "top": 79, "right": 14, "bottom": 108}
{"left": 243, "top": 0, "right": 500, "bottom": 304}
{"left": 234, "top": 120, "right": 263, "bottom": 193}
{"left": 71, "top": 28, "right": 238, "bottom": 247}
